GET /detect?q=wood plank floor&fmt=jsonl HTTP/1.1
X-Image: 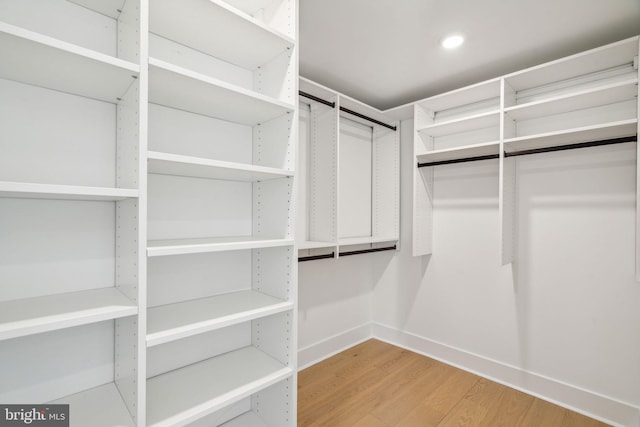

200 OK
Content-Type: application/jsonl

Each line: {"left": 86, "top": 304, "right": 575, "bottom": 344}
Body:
{"left": 298, "top": 339, "right": 610, "bottom": 427}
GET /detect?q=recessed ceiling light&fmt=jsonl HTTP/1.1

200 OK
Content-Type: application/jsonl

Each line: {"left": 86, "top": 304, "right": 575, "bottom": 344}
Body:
{"left": 441, "top": 34, "right": 464, "bottom": 49}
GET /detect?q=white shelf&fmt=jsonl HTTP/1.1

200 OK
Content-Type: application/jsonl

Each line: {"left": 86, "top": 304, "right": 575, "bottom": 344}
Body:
{"left": 50, "top": 383, "right": 135, "bottom": 427}
{"left": 67, "top": 0, "right": 126, "bottom": 19}
{"left": 504, "top": 119, "right": 638, "bottom": 153}
{"left": 147, "top": 236, "right": 294, "bottom": 257}
{"left": 416, "top": 78, "right": 501, "bottom": 113}
{"left": 150, "top": 0, "right": 294, "bottom": 70}
{"left": 416, "top": 141, "right": 501, "bottom": 165}
{"left": 149, "top": 58, "right": 294, "bottom": 125}
{"left": 146, "top": 346, "right": 293, "bottom": 427}
{"left": 338, "top": 236, "right": 398, "bottom": 246}
{"left": 0, "top": 288, "right": 137, "bottom": 341}
{"left": 297, "top": 241, "right": 336, "bottom": 250}
{"left": 0, "top": 181, "right": 138, "bottom": 201}
{"left": 222, "top": 412, "right": 268, "bottom": 427}
{"left": 0, "top": 21, "right": 139, "bottom": 102}
{"left": 147, "top": 291, "right": 293, "bottom": 347}
{"left": 148, "top": 151, "right": 293, "bottom": 182}
{"left": 504, "top": 78, "right": 639, "bottom": 121}
{"left": 505, "top": 36, "right": 639, "bottom": 91}
{"left": 417, "top": 111, "right": 500, "bottom": 137}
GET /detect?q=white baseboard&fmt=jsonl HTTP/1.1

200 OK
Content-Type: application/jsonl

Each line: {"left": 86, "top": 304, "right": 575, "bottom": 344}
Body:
{"left": 372, "top": 322, "right": 640, "bottom": 427}
{"left": 297, "top": 323, "right": 373, "bottom": 370}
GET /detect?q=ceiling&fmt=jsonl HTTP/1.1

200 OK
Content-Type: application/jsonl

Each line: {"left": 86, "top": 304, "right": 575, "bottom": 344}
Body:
{"left": 299, "top": 0, "right": 640, "bottom": 111}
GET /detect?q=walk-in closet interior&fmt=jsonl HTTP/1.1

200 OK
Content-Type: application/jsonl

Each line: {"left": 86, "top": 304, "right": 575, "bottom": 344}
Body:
{"left": 0, "top": 0, "right": 639, "bottom": 426}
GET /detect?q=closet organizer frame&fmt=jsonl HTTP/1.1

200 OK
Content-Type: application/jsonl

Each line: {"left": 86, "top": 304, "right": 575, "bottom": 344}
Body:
{"left": 0, "top": 0, "right": 147, "bottom": 425}
{"left": 297, "top": 78, "right": 400, "bottom": 262}
{"left": 412, "top": 35, "right": 640, "bottom": 281}
{"left": 145, "top": 0, "right": 298, "bottom": 425}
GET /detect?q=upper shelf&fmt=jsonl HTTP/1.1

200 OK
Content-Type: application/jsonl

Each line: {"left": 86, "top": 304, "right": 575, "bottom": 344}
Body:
{"left": 146, "top": 346, "right": 293, "bottom": 427}
{"left": 338, "top": 236, "right": 398, "bottom": 246}
{"left": 0, "top": 288, "right": 137, "bottom": 342}
{"left": 0, "top": 21, "right": 138, "bottom": 102}
{"left": 148, "top": 151, "right": 293, "bottom": 182}
{"left": 148, "top": 58, "right": 294, "bottom": 125}
{"left": 417, "top": 111, "right": 501, "bottom": 137}
{"left": 67, "top": 0, "right": 126, "bottom": 19}
{"left": 150, "top": 0, "right": 294, "bottom": 70}
{"left": 147, "top": 290, "right": 293, "bottom": 347}
{"left": 415, "top": 78, "right": 501, "bottom": 113}
{"left": 504, "top": 119, "right": 638, "bottom": 153}
{"left": 147, "top": 236, "right": 294, "bottom": 257}
{"left": 505, "top": 36, "right": 639, "bottom": 91}
{"left": 0, "top": 181, "right": 139, "bottom": 201}
{"left": 504, "top": 78, "right": 639, "bottom": 121}
{"left": 297, "top": 240, "right": 336, "bottom": 250}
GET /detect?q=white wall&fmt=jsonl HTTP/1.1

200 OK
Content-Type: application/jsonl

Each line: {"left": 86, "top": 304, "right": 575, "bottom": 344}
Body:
{"left": 372, "top": 119, "right": 640, "bottom": 426}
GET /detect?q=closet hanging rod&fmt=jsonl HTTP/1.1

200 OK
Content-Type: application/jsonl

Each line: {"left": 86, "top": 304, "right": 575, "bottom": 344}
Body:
{"left": 298, "top": 91, "right": 397, "bottom": 131}
{"left": 417, "top": 154, "right": 500, "bottom": 168}
{"left": 298, "top": 252, "right": 335, "bottom": 262}
{"left": 299, "top": 90, "right": 336, "bottom": 108}
{"left": 504, "top": 135, "right": 636, "bottom": 158}
{"left": 339, "top": 245, "right": 397, "bottom": 257}
{"left": 417, "top": 136, "right": 637, "bottom": 168}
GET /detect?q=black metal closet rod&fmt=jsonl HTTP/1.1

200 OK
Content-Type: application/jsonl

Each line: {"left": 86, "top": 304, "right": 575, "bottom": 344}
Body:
{"left": 298, "top": 252, "right": 335, "bottom": 262}
{"left": 298, "top": 91, "right": 397, "bottom": 132}
{"left": 417, "top": 136, "right": 637, "bottom": 168}
{"left": 504, "top": 135, "right": 636, "bottom": 158}
{"left": 339, "top": 245, "right": 397, "bottom": 257}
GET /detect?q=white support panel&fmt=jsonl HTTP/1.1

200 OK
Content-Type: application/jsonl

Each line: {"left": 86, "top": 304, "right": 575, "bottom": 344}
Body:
{"left": 146, "top": 346, "right": 293, "bottom": 427}
{"left": 149, "top": 0, "right": 294, "bottom": 70}
{"left": 148, "top": 151, "right": 293, "bottom": 182}
{"left": 147, "top": 291, "right": 293, "bottom": 347}
{"left": 0, "top": 21, "right": 139, "bottom": 102}
{"left": 503, "top": 119, "right": 638, "bottom": 153}
{"left": 148, "top": 58, "right": 294, "bottom": 125}
{"left": 504, "top": 36, "right": 639, "bottom": 91}
{"left": 417, "top": 141, "right": 501, "bottom": 164}
{"left": 147, "top": 236, "right": 294, "bottom": 257}
{"left": 504, "top": 78, "right": 638, "bottom": 121}
{"left": 0, "top": 181, "right": 138, "bottom": 201}
{"left": 417, "top": 111, "right": 500, "bottom": 137}
{"left": 0, "top": 288, "right": 137, "bottom": 342}
{"left": 637, "top": 43, "right": 640, "bottom": 282}
{"left": 372, "top": 125, "right": 400, "bottom": 241}
{"left": 49, "top": 383, "right": 135, "bottom": 427}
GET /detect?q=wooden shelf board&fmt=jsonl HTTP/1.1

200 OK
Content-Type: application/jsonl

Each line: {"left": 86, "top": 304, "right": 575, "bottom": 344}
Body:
{"left": 0, "top": 181, "right": 138, "bottom": 201}
{"left": 0, "top": 288, "right": 137, "bottom": 341}
{"left": 416, "top": 141, "right": 501, "bottom": 164}
{"left": 505, "top": 78, "right": 639, "bottom": 121}
{"left": 148, "top": 151, "right": 293, "bottom": 182}
{"left": 147, "top": 236, "right": 294, "bottom": 257}
{"left": 222, "top": 411, "right": 268, "bottom": 427}
{"left": 505, "top": 36, "right": 639, "bottom": 91}
{"left": 67, "top": 0, "right": 126, "bottom": 19}
{"left": 416, "top": 78, "right": 501, "bottom": 113}
{"left": 297, "top": 241, "right": 336, "bottom": 250}
{"left": 50, "top": 383, "right": 135, "bottom": 427}
{"left": 147, "top": 291, "right": 293, "bottom": 347}
{"left": 0, "top": 22, "right": 139, "bottom": 102}
{"left": 338, "top": 236, "right": 398, "bottom": 246}
{"left": 149, "top": 58, "right": 294, "bottom": 125}
{"left": 417, "top": 111, "right": 500, "bottom": 137}
{"left": 146, "top": 346, "right": 293, "bottom": 427}
{"left": 504, "top": 119, "right": 638, "bottom": 153}
{"left": 150, "top": 0, "right": 294, "bottom": 70}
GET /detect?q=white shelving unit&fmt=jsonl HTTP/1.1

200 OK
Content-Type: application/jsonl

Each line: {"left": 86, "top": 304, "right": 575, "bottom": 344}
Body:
{"left": 412, "top": 35, "right": 639, "bottom": 278}
{"left": 146, "top": 0, "right": 298, "bottom": 425}
{"left": 2, "top": 0, "right": 298, "bottom": 425}
{"left": 297, "top": 78, "right": 400, "bottom": 261}
{"left": 0, "top": 1, "right": 146, "bottom": 426}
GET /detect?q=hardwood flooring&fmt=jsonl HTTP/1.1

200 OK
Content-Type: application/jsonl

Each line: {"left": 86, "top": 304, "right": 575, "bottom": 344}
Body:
{"left": 297, "top": 339, "right": 610, "bottom": 427}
